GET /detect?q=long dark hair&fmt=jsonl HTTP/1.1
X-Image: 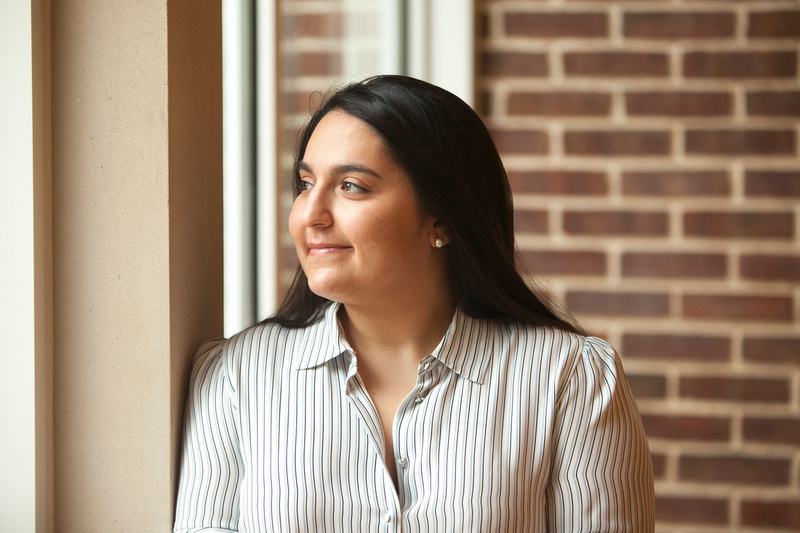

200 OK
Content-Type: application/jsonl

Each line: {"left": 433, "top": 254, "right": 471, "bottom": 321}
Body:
{"left": 267, "top": 75, "right": 583, "bottom": 335}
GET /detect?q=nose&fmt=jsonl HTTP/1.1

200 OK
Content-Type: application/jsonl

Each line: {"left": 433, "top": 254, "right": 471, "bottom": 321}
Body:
{"left": 299, "top": 186, "right": 333, "bottom": 228}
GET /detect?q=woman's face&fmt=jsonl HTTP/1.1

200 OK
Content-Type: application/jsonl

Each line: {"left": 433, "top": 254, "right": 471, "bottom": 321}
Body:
{"left": 289, "top": 110, "right": 442, "bottom": 309}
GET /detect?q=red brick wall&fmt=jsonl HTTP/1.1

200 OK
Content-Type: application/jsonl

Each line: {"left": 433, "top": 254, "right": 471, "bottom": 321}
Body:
{"left": 480, "top": 0, "right": 800, "bottom": 530}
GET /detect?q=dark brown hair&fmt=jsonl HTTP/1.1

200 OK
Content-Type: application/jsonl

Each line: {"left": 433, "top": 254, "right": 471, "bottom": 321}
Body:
{"left": 266, "top": 75, "right": 583, "bottom": 335}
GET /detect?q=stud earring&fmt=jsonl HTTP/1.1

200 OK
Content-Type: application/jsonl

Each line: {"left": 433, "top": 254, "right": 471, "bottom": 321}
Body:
{"left": 434, "top": 239, "right": 444, "bottom": 248}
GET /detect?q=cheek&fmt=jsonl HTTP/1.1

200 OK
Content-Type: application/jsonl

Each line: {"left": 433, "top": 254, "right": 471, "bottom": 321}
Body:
{"left": 367, "top": 215, "right": 429, "bottom": 256}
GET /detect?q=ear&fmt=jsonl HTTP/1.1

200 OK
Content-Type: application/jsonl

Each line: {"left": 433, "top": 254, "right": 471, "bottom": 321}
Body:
{"left": 429, "top": 219, "right": 450, "bottom": 248}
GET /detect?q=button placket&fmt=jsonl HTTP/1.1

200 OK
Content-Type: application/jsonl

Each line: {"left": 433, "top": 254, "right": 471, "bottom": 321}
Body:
{"left": 393, "top": 400, "right": 412, "bottom": 500}
{"left": 417, "top": 356, "right": 436, "bottom": 375}
{"left": 413, "top": 358, "right": 437, "bottom": 405}
{"left": 393, "top": 372, "right": 425, "bottom": 504}
{"left": 342, "top": 351, "right": 397, "bottom": 474}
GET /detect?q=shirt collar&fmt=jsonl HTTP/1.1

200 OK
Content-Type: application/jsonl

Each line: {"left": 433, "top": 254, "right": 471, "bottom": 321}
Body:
{"left": 292, "top": 301, "right": 353, "bottom": 370}
{"left": 293, "top": 302, "right": 495, "bottom": 384}
{"left": 431, "top": 307, "right": 494, "bottom": 384}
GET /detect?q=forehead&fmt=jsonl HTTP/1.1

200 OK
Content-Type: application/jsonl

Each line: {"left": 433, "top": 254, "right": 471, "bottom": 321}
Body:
{"left": 303, "top": 110, "right": 388, "bottom": 163}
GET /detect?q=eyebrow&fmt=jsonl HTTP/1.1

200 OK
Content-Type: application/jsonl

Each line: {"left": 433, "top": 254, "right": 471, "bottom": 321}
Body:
{"left": 298, "top": 161, "right": 383, "bottom": 179}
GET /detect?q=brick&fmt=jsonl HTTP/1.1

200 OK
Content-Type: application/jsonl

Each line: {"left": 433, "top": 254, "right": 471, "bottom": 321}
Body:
{"left": 685, "top": 129, "right": 796, "bottom": 155}
{"left": 285, "top": 12, "right": 343, "bottom": 38}
{"left": 508, "top": 92, "right": 611, "bottom": 116}
{"left": 743, "top": 337, "right": 800, "bottom": 364}
{"left": 742, "top": 500, "right": 800, "bottom": 528}
{"left": 684, "top": 211, "right": 794, "bottom": 239}
{"left": 740, "top": 254, "right": 800, "bottom": 281}
{"left": 684, "top": 51, "right": 797, "bottom": 78}
{"left": 513, "top": 210, "right": 548, "bottom": 233}
{"left": 284, "top": 90, "right": 325, "bottom": 115}
{"left": 563, "top": 211, "right": 669, "bottom": 236}
{"left": 679, "top": 455, "right": 791, "bottom": 485}
{"left": 286, "top": 52, "right": 343, "bottom": 76}
{"left": 519, "top": 250, "right": 606, "bottom": 276}
{"left": 566, "top": 291, "right": 669, "bottom": 317}
{"left": 505, "top": 12, "right": 607, "bottom": 38}
{"left": 744, "top": 417, "right": 800, "bottom": 445}
{"left": 626, "top": 91, "right": 732, "bottom": 116}
{"left": 478, "top": 12, "right": 489, "bottom": 39}
{"left": 565, "top": 131, "right": 671, "bottom": 156}
{"left": 622, "top": 170, "right": 730, "bottom": 197}
{"left": 680, "top": 376, "right": 789, "bottom": 403}
{"left": 280, "top": 248, "right": 300, "bottom": 271}
{"left": 655, "top": 496, "right": 728, "bottom": 524}
{"left": 745, "top": 170, "right": 800, "bottom": 198}
{"left": 642, "top": 414, "right": 730, "bottom": 442}
{"left": 481, "top": 51, "right": 548, "bottom": 77}
{"left": 622, "top": 333, "right": 730, "bottom": 362}
{"left": 490, "top": 129, "right": 549, "bottom": 154}
{"left": 651, "top": 453, "right": 666, "bottom": 479}
{"left": 508, "top": 170, "right": 608, "bottom": 196}
{"left": 564, "top": 52, "right": 669, "bottom": 77}
{"left": 747, "top": 91, "right": 800, "bottom": 117}
{"left": 280, "top": 125, "right": 302, "bottom": 152}
{"left": 682, "top": 294, "right": 793, "bottom": 321}
{"left": 748, "top": 10, "right": 800, "bottom": 38}
{"left": 622, "top": 252, "right": 727, "bottom": 279}
{"left": 478, "top": 89, "right": 494, "bottom": 117}
{"left": 625, "top": 12, "right": 735, "bottom": 39}
{"left": 627, "top": 373, "right": 667, "bottom": 399}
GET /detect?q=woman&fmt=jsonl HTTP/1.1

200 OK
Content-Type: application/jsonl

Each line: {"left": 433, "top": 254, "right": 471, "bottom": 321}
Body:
{"left": 174, "top": 75, "right": 654, "bottom": 532}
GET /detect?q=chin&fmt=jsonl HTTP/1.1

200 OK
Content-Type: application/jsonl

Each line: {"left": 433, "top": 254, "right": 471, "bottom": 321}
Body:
{"left": 305, "top": 277, "right": 346, "bottom": 302}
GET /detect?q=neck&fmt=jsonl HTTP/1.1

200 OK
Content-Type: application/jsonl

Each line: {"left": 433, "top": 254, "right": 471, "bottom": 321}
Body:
{"left": 338, "top": 289, "right": 456, "bottom": 366}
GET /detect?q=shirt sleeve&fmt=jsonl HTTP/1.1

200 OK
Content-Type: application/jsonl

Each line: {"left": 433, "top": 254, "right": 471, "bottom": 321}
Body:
{"left": 174, "top": 340, "right": 243, "bottom": 533}
{"left": 546, "top": 336, "right": 655, "bottom": 532}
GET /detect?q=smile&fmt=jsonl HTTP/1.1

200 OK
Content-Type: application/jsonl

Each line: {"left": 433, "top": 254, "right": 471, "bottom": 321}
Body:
{"left": 307, "top": 244, "right": 352, "bottom": 256}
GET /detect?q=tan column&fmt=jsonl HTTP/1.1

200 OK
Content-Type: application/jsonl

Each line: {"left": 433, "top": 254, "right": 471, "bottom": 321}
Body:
{"left": 51, "top": 1, "right": 222, "bottom": 530}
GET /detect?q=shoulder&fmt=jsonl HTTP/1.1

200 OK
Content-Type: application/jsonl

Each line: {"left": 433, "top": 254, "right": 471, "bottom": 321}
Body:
{"left": 230, "top": 318, "right": 320, "bottom": 367}
{"left": 225, "top": 319, "right": 304, "bottom": 359}
{"left": 494, "top": 318, "right": 590, "bottom": 365}
{"left": 200, "top": 310, "right": 344, "bottom": 388}
{"left": 491, "top": 319, "right": 621, "bottom": 388}
{"left": 187, "top": 320, "right": 315, "bottom": 391}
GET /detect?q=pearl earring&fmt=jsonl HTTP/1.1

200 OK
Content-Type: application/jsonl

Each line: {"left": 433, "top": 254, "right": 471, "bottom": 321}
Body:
{"left": 434, "top": 239, "right": 444, "bottom": 248}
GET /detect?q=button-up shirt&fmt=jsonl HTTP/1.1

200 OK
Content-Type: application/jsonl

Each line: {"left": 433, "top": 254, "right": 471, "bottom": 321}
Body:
{"left": 174, "top": 302, "right": 654, "bottom": 532}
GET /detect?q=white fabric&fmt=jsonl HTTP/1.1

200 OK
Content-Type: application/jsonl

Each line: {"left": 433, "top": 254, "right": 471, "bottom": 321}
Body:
{"left": 174, "top": 302, "right": 654, "bottom": 532}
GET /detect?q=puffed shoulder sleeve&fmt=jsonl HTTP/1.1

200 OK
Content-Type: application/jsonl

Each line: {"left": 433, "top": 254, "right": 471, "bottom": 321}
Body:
{"left": 174, "top": 340, "right": 243, "bottom": 533}
{"left": 546, "top": 337, "right": 654, "bottom": 532}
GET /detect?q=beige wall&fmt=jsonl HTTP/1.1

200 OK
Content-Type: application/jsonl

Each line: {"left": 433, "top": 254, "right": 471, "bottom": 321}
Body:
{"left": 50, "top": 0, "right": 222, "bottom": 530}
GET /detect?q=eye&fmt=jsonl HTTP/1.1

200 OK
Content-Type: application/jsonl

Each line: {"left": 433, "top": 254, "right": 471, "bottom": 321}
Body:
{"left": 298, "top": 178, "right": 314, "bottom": 192}
{"left": 342, "top": 181, "right": 368, "bottom": 194}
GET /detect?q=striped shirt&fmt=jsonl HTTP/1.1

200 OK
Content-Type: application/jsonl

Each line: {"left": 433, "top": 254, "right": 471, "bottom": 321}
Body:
{"left": 174, "top": 302, "right": 654, "bottom": 532}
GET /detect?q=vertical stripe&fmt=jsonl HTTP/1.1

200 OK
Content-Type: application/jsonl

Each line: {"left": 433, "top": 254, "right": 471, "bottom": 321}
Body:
{"left": 174, "top": 303, "right": 654, "bottom": 532}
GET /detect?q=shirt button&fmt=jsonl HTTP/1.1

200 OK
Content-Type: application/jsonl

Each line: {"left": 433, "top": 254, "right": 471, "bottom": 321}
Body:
{"left": 419, "top": 361, "right": 431, "bottom": 373}
{"left": 383, "top": 512, "right": 392, "bottom": 523}
{"left": 414, "top": 394, "right": 425, "bottom": 404}
{"left": 399, "top": 458, "right": 408, "bottom": 468}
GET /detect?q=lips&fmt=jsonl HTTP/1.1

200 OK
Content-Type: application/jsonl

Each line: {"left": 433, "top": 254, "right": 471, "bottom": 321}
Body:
{"left": 307, "top": 243, "right": 352, "bottom": 256}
